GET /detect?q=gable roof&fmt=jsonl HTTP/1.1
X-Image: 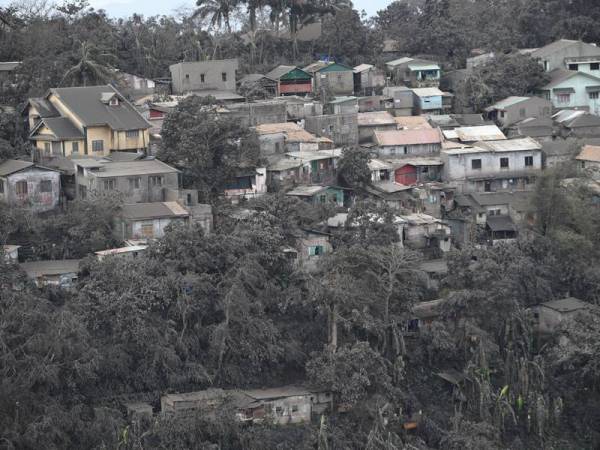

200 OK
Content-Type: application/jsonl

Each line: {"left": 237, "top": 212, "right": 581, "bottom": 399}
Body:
{"left": 0, "top": 159, "right": 34, "bottom": 177}
{"left": 531, "top": 39, "right": 600, "bottom": 59}
{"left": 485, "top": 96, "right": 530, "bottom": 111}
{"left": 121, "top": 202, "right": 190, "bottom": 220}
{"left": 26, "top": 97, "right": 59, "bottom": 118}
{"left": 576, "top": 145, "right": 600, "bottom": 162}
{"left": 303, "top": 61, "right": 352, "bottom": 73}
{"left": 48, "top": 85, "right": 151, "bottom": 131}
{"left": 266, "top": 65, "right": 312, "bottom": 81}
{"left": 34, "top": 117, "right": 85, "bottom": 140}
{"left": 76, "top": 158, "right": 179, "bottom": 178}
{"left": 542, "top": 69, "right": 600, "bottom": 89}
{"left": 375, "top": 128, "right": 441, "bottom": 146}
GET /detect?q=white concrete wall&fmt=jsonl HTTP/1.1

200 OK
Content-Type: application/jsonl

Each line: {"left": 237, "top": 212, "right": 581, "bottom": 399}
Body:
{"left": 443, "top": 149, "right": 542, "bottom": 181}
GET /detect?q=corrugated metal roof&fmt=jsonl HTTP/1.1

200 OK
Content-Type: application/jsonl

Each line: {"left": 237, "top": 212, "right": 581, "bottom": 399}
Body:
{"left": 357, "top": 111, "right": 396, "bottom": 126}
{"left": 286, "top": 185, "right": 330, "bottom": 196}
{"left": 0, "top": 61, "right": 20, "bottom": 72}
{"left": 412, "top": 87, "right": 444, "bottom": 97}
{"left": 408, "top": 63, "right": 440, "bottom": 71}
{"left": 20, "top": 259, "right": 82, "bottom": 277}
{"left": 385, "top": 57, "right": 414, "bottom": 67}
{"left": 375, "top": 129, "right": 441, "bottom": 146}
{"left": 576, "top": 145, "right": 600, "bottom": 162}
{"left": 394, "top": 116, "right": 432, "bottom": 130}
{"left": 81, "top": 158, "right": 179, "bottom": 178}
{"left": 0, "top": 159, "right": 34, "bottom": 176}
{"left": 255, "top": 122, "right": 325, "bottom": 143}
{"left": 121, "top": 202, "right": 189, "bottom": 220}
{"left": 485, "top": 96, "right": 530, "bottom": 111}
{"left": 353, "top": 63, "right": 374, "bottom": 73}
{"left": 486, "top": 215, "right": 516, "bottom": 232}
{"left": 474, "top": 137, "right": 541, "bottom": 152}
{"left": 454, "top": 125, "right": 506, "bottom": 142}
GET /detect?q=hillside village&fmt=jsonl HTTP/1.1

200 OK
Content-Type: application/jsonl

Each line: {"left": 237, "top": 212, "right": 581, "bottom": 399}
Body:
{"left": 3, "top": 1, "right": 600, "bottom": 449}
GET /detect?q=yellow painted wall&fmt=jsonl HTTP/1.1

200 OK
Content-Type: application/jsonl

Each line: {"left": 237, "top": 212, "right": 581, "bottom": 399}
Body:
{"left": 87, "top": 126, "right": 112, "bottom": 156}
{"left": 113, "top": 129, "right": 149, "bottom": 150}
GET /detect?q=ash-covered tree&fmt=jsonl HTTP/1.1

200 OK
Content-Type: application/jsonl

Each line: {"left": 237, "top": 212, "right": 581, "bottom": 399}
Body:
{"left": 159, "top": 95, "right": 261, "bottom": 201}
{"left": 337, "top": 146, "right": 371, "bottom": 188}
{"left": 454, "top": 54, "right": 549, "bottom": 113}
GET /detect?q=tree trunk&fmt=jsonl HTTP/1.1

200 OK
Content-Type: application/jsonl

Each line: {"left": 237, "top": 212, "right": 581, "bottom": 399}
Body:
{"left": 330, "top": 303, "right": 338, "bottom": 352}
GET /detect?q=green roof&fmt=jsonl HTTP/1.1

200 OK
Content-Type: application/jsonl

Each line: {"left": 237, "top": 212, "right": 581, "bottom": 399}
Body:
{"left": 280, "top": 67, "right": 312, "bottom": 81}
{"left": 318, "top": 62, "right": 353, "bottom": 73}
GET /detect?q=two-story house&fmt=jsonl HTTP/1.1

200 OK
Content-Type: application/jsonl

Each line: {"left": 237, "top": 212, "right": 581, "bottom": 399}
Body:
{"left": 485, "top": 96, "right": 553, "bottom": 128}
{"left": 73, "top": 157, "right": 180, "bottom": 201}
{"left": 385, "top": 57, "right": 441, "bottom": 88}
{"left": 531, "top": 39, "right": 600, "bottom": 73}
{"left": 265, "top": 65, "right": 313, "bottom": 96}
{"left": 441, "top": 137, "right": 542, "bottom": 193}
{"left": 303, "top": 61, "right": 354, "bottom": 96}
{"left": 169, "top": 59, "right": 239, "bottom": 95}
{"left": 26, "top": 85, "right": 151, "bottom": 157}
{"left": 539, "top": 69, "right": 600, "bottom": 115}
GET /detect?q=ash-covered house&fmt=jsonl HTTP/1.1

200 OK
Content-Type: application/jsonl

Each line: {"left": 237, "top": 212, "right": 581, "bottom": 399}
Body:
{"left": 385, "top": 57, "right": 441, "bottom": 88}
{"left": 441, "top": 137, "right": 543, "bottom": 193}
{"left": 576, "top": 144, "right": 600, "bottom": 170}
{"left": 255, "top": 122, "right": 332, "bottom": 155}
{"left": 285, "top": 185, "right": 345, "bottom": 207}
{"left": 530, "top": 39, "right": 600, "bottom": 73}
{"left": 267, "top": 149, "right": 341, "bottom": 188}
{"left": 265, "top": 65, "right": 313, "bottom": 97}
{"left": 357, "top": 111, "right": 397, "bottom": 144}
{"left": 383, "top": 86, "right": 414, "bottom": 116}
{"left": 442, "top": 125, "right": 507, "bottom": 145}
{"left": 374, "top": 128, "right": 442, "bottom": 158}
{"left": 19, "top": 259, "right": 82, "bottom": 288}
{"left": 237, "top": 73, "right": 277, "bottom": 99}
{"left": 353, "top": 64, "right": 386, "bottom": 96}
{"left": 412, "top": 87, "right": 452, "bottom": 115}
{"left": 530, "top": 297, "right": 599, "bottom": 335}
{"left": 116, "top": 202, "right": 193, "bottom": 241}
{"left": 485, "top": 96, "right": 553, "bottom": 128}
{"left": 553, "top": 110, "right": 600, "bottom": 138}
{"left": 304, "top": 111, "right": 359, "bottom": 147}
{"left": 73, "top": 157, "right": 180, "bottom": 202}
{"left": 303, "top": 61, "right": 354, "bottom": 96}
{"left": 0, "top": 159, "right": 61, "bottom": 212}
{"left": 538, "top": 69, "right": 600, "bottom": 114}
{"left": 169, "top": 59, "right": 239, "bottom": 96}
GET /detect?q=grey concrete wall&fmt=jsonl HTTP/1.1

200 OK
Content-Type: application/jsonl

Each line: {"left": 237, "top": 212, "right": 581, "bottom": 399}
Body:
{"left": 170, "top": 59, "right": 238, "bottom": 94}
{"left": 79, "top": 171, "right": 179, "bottom": 202}
{"left": 1, "top": 168, "right": 60, "bottom": 212}
{"left": 305, "top": 113, "right": 359, "bottom": 146}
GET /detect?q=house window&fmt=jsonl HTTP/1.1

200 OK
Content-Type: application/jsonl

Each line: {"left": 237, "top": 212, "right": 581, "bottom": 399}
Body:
{"left": 275, "top": 406, "right": 284, "bottom": 416}
{"left": 519, "top": 108, "right": 526, "bottom": 118}
{"left": 500, "top": 157, "right": 509, "bottom": 168}
{"left": 309, "top": 245, "right": 324, "bottom": 256}
{"left": 524, "top": 156, "right": 534, "bottom": 167}
{"left": 543, "top": 61, "right": 549, "bottom": 71}
{"left": 15, "top": 181, "right": 27, "bottom": 195}
{"left": 568, "top": 63, "right": 579, "bottom": 71}
{"left": 0, "top": 179, "right": 4, "bottom": 193}
{"left": 201, "top": 74, "right": 205, "bottom": 83}
{"left": 126, "top": 130, "right": 139, "bottom": 139}
{"left": 222, "top": 72, "right": 227, "bottom": 82}
{"left": 141, "top": 223, "right": 154, "bottom": 237}
{"left": 556, "top": 93, "right": 571, "bottom": 104}
{"left": 291, "top": 405, "right": 299, "bottom": 413}
{"left": 44, "top": 142, "right": 51, "bottom": 154}
{"left": 591, "top": 63, "right": 600, "bottom": 71}
{"left": 109, "top": 97, "right": 119, "bottom": 106}
{"left": 484, "top": 181, "right": 492, "bottom": 192}
{"left": 471, "top": 159, "right": 482, "bottom": 170}
{"left": 39, "top": 180, "right": 52, "bottom": 193}
{"left": 103, "top": 179, "right": 116, "bottom": 190}
{"left": 129, "top": 177, "right": 141, "bottom": 189}
{"left": 150, "top": 176, "right": 163, "bottom": 186}
{"left": 185, "top": 74, "right": 190, "bottom": 79}
{"left": 92, "top": 140, "right": 104, "bottom": 152}
{"left": 72, "top": 142, "right": 79, "bottom": 153}
{"left": 590, "top": 92, "right": 600, "bottom": 100}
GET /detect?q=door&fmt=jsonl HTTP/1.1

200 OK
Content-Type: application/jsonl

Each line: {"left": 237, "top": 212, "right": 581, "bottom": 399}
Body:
{"left": 52, "top": 141, "right": 62, "bottom": 156}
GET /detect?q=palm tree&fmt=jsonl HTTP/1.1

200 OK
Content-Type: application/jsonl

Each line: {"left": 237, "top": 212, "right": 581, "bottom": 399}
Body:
{"left": 61, "top": 41, "right": 116, "bottom": 87}
{"left": 193, "top": 0, "right": 239, "bottom": 34}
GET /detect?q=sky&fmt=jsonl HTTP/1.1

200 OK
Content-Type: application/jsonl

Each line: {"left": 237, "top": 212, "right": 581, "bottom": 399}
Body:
{"left": 87, "top": 0, "right": 393, "bottom": 19}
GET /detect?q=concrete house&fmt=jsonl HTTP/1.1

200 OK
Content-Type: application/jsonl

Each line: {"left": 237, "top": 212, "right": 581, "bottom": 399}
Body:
{"left": 374, "top": 128, "right": 442, "bottom": 158}
{"left": 265, "top": 65, "right": 313, "bottom": 96}
{"left": 539, "top": 69, "right": 600, "bottom": 114}
{"left": 576, "top": 144, "right": 600, "bottom": 170}
{"left": 531, "top": 39, "right": 600, "bottom": 73}
{"left": 357, "top": 111, "right": 397, "bottom": 143}
{"left": 267, "top": 149, "right": 340, "bottom": 187}
{"left": 485, "top": 96, "right": 553, "bottom": 128}
{"left": 237, "top": 74, "right": 277, "bottom": 99}
{"left": 399, "top": 213, "right": 452, "bottom": 253}
{"left": 255, "top": 122, "right": 331, "bottom": 154}
{"left": 441, "top": 137, "right": 543, "bottom": 193}
{"left": 169, "top": 59, "right": 238, "bottom": 95}
{"left": 385, "top": 57, "right": 441, "bottom": 88}
{"left": 116, "top": 202, "right": 191, "bottom": 240}
{"left": 19, "top": 259, "right": 81, "bottom": 288}
{"left": 442, "top": 125, "right": 506, "bottom": 144}
{"left": 286, "top": 185, "right": 344, "bottom": 207}
{"left": 412, "top": 87, "right": 451, "bottom": 115}
{"left": 304, "top": 113, "right": 359, "bottom": 147}
{"left": 0, "top": 160, "right": 61, "bottom": 212}
{"left": 553, "top": 110, "right": 600, "bottom": 138}
{"left": 295, "top": 229, "right": 333, "bottom": 271}
{"left": 353, "top": 64, "right": 386, "bottom": 96}
{"left": 505, "top": 117, "right": 554, "bottom": 141}
{"left": 383, "top": 86, "right": 414, "bottom": 116}
{"left": 26, "top": 85, "right": 151, "bottom": 157}
{"left": 223, "top": 101, "right": 287, "bottom": 127}
{"left": 530, "top": 297, "right": 599, "bottom": 335}
{"left": 73, "top": 157, "right": 180, "bottom": 202}
{"left": 304, "top": 61, "right": 354, "bottom": 96}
